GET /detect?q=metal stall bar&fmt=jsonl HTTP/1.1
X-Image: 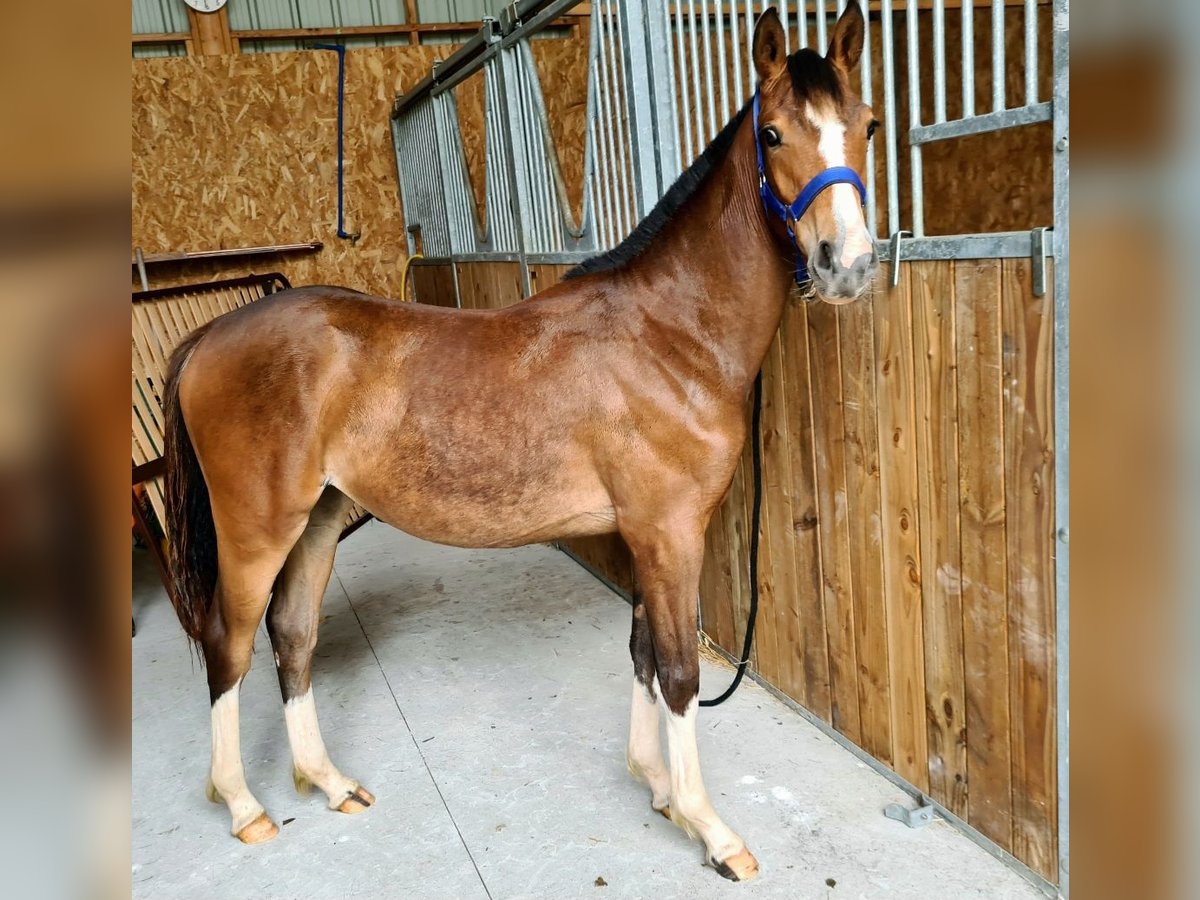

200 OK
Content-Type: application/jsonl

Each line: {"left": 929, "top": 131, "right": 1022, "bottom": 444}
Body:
{"left": 686, "top": 0, "right": 704, "bottom": 157}
{"left": 1051, "top": 0, "right": 1069, "bottom": 893}
{"left": 698, "top": 0, "right": 718, "bottom": 143}
{"left": 1025, "top": 0, "right": 1038, "bottom": 105}
{"left": 484, "top": 58, "right": 518, "bottom": 252}
{"left": 431, "top": 93, "right": 476, "bottom": 254}
{"left": 879, "top": 0, "right": 901, "bottom": 235}
{"left": 596, "top": 1, "right": 629, "bottom": 241}
{"left": 594, "top": 11, "right": 623, "bottom": 244}
{"left": 743, "top": 1, "right": 755, "bottom": 104}
{"left": 906, "top": 0, "right": 924, "bottom": 236}
{"left": 962, "top": 0, "right": 976, "bottom": 117}
{"left": 655, "top": 0, "right": 685, "bottom": 186}
{"left": 619, "top": 0, "right": 676, "bottom": 210}
{"left": 816, "top": 0, "right": 827, "bottom": 51}
{"left": 933, "top": 0, "right": 948, "bottom": 123}
{"left": 797, "top": 0, "right": 808, "bottom": 50}
{"left": 729, "top": 0, "right": 745, "bottom": 107}
{"left": 605, "top": 0, "right": 637, "bottom": 228}
{"left": 714, "top": 0, "right": 730, "bottom": 122}
{"left": 992, "top": 0, "right": 1006, "bottom": 110}
{"left": 910, "top": 102, "right": 1052, "bottom": 145}
{"left": 860, "top": 0, "right": 878, "bottom": 235}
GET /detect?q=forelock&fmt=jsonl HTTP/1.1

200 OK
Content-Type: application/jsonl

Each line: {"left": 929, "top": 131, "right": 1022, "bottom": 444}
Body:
{"left": 786, "top": 49, "right": 844, "bottom": 110}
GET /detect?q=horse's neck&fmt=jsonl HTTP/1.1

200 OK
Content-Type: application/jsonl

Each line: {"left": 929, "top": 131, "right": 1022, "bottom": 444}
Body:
{"left": 623, "top": 123, "right": 793, "bottom": 393}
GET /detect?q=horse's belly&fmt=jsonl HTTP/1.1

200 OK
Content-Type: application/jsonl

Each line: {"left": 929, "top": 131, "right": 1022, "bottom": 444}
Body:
{"left": 332, "top": 453, "right": 617, "bottom": 549}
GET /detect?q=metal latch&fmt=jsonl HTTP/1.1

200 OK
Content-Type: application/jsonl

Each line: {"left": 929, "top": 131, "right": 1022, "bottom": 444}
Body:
{"left": 1031, "top": 226, "right": 1049, "bottom": 297}
{"left": 889, "top": 230, "right": 912, "bottom": 288}
{"left": 884, "top": 795, "right": 937, "bottom": 829}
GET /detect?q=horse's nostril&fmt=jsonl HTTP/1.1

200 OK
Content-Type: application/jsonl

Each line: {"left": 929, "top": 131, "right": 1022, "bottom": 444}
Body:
{"left": 817, "top": 240, "right": 836, "bottom": 273}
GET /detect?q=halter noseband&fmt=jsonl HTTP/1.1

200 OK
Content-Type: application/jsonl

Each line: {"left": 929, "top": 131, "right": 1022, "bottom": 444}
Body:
{"left": 753, "top": 90, "right": 868, "bottom": 291}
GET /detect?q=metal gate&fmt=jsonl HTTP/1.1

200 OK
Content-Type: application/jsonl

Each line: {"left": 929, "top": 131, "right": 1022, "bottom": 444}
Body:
{"left": 390, "top": 1, "right": 1068, "bottom": 893}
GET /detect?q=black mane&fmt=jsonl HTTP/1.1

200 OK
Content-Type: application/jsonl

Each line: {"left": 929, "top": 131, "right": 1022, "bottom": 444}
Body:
{"left": 565, "top": 100, "right": 751, "bottom": 280}
{"left": 565, "top": 49, "right": 842, "bottom": 280}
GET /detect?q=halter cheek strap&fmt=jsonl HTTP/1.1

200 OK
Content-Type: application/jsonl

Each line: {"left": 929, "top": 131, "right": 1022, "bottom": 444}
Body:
{"left": 753, "top": 90, "right": 868, "bottom": 287}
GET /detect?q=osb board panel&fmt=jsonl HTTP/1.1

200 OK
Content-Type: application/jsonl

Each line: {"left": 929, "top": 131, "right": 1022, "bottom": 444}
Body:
{"left": 410, "top": 263, "right": 458, "bottom": 307}
{"left": 132, "top": 44, "right": 455, "bottom": 296}
{"left": 529, "top": 28, "right": 592, "bottom": 227}
{"left": 698, "top": 261, "right": 1056, "bottom": 880}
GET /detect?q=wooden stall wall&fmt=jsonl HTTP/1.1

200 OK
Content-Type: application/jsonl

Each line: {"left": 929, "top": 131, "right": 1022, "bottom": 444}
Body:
{"left": 507, "top": 262, "right": 1056, "bottom": 882}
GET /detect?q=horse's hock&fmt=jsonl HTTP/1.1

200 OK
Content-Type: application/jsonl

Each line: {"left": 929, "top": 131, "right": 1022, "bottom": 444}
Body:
{"left": 390, "top": 0, "right": 1066, "bottom": 894}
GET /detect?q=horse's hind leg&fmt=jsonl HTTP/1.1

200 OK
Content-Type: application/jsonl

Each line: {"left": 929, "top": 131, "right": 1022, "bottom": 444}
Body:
{"left": 203, "top": 534, "right": 301, "bottom": 844}
{"left": 265, "top": 487, "right": 374, "bottom": 814}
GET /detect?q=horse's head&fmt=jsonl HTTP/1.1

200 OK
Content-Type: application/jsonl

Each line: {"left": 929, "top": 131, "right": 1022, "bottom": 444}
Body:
{"left": 753, "top": 3, "right": 879, "bottom": 304}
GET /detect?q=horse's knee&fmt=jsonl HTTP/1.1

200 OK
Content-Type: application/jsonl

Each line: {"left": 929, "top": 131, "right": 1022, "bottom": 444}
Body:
{"left": 656, "top": 655, "right": 700, "bottom": 716}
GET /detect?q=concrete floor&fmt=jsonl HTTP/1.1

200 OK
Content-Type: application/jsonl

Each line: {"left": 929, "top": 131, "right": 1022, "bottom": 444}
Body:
{"left": 133, "top": 522, "right": 1042, "bottom": 900}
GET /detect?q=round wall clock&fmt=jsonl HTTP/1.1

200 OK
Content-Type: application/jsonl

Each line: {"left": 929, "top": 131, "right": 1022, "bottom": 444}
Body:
{"left": 183, "top": 0, "right": 229, "bottom": 12}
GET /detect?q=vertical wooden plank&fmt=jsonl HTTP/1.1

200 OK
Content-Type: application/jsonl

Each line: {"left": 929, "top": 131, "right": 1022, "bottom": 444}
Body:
{"left": 748, "top": 344, "right": 783, "bottom": 688}
{"left": 955, "top": 259, "right": 1013, "bottom": 849}
{"left": 186, "top": 7, "right": 234, "bottom": 56}
{"left": 875, "top": 265, "right": 930, "bottom": 789}
{"left": 838, "top": 298, "right": 892, "bottom": 766}
{"left": 781, "top": 299, "right": 831, "bottom": 720}
{"left": 698, "top": 498, "right": 734, "bottom": 652}
{"left": 912, "top": 260, "right": 968, "bottom": 817}
{"left": 805, "top": 301, "right": 861, "bottom": 744}
{"left": 1002, "top": 258, "right": 1057, "bottom": 880}
{"left": 758, "top": 332, "right": 806, "bottom": 702}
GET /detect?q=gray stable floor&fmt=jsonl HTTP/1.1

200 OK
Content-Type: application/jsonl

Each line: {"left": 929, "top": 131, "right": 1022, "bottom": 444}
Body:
{"left": 133, "top": 522, "right": 1042, "bottom": 900}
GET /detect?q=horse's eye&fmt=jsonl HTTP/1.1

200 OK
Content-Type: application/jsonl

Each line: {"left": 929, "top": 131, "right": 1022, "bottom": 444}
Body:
{"left": 867, "top": 120, "right": 879, "bottom": 140}
{"left": 760, "top": 127, "right": 782, "bottom": 148}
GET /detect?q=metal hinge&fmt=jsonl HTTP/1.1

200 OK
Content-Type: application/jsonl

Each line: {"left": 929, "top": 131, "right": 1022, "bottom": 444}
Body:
{"left": 884, "top": 795, "right": 937, "bottom": 829}
{"left": 1031, "top": 226, "right": 1050, "bottom": 297}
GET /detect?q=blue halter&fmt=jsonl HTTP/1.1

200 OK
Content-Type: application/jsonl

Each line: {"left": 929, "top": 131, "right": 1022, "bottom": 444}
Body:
{"left": 753, "top": 90, "right": 868, "bottom": 288}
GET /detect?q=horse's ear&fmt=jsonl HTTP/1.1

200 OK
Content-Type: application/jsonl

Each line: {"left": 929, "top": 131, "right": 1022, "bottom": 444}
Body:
{"left": 753, "top": 8, "right": 788, "bottom": 84}
{"left": 827, "top": 1, "right": 865, "bottom": 73}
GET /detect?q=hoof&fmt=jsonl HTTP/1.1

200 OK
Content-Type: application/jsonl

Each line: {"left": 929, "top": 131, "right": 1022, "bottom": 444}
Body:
{"left": 654, "top": 804, "right": 671, "bottom": 821}
{"left": 709, "top": 848, "right": 759, "bottom": 882}
{"left": 204, "top": 778, "right": 221, "bottom": 804}
{"left": 235, "top": 812, "right": 279, "bottom": 845}
{"left": 335, "top": 786, "right": 375, "bottom": 815}
{"left": 292, "top": 767, "right": 313, "bottom": 796}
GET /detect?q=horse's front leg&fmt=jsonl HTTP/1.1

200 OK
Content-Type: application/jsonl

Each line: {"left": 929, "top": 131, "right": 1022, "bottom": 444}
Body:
{"left": 627, "top": 595, "right": 671, "bottom": 817}
{"left": 623, "top": 521, "right": 759, "bottom": 882}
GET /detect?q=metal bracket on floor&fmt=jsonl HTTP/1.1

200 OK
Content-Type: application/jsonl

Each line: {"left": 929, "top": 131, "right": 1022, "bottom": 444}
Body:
{"left": 889, "top": 230, "right": 912, "bottom": 288}
{"left": 1031, "top": 226, "right": 1050, "bottom": 297}
{"left": 884, "top": 795, "right": 937, "bottom": 829}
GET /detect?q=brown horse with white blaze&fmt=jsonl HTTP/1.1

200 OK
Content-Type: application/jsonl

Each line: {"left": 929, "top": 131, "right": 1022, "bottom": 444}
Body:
{"left": 162, "top": 5, "right": 876, "bottom": 881}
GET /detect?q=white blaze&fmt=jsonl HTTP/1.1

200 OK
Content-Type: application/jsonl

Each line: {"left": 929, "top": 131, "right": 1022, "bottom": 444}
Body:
{"left": 806, "top": 103, "right": 874, "bottom": 269}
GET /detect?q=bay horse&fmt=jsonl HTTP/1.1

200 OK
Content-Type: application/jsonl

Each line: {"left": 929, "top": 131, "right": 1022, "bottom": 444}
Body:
{"left": 162, "top": 5, "right": 877, "bottom": 882}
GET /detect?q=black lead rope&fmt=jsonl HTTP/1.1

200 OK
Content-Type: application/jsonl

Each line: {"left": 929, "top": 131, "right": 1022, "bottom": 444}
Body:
{"left": 700, "top": 370, "right": 763, "bottom": 708}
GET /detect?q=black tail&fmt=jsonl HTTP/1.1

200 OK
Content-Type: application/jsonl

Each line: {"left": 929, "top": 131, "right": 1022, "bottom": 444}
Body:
{"left": 163, "top": 323, "right": 219, "bottom": 645}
